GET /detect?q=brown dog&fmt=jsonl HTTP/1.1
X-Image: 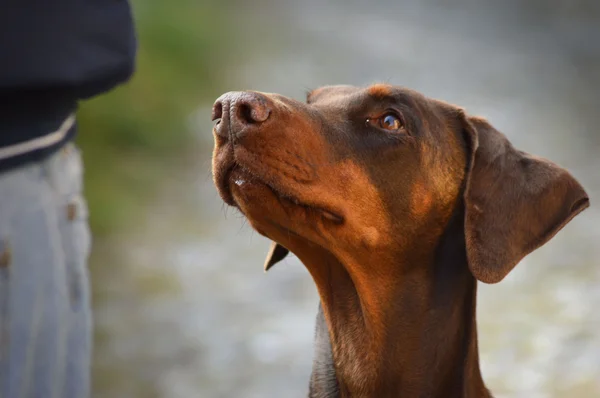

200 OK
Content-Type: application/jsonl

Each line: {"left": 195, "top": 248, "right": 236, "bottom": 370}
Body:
{"left": 211, "top": 84, "right": 589, "bottom": 398}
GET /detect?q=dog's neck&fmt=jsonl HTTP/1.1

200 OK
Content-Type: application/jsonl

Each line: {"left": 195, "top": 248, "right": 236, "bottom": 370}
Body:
{"left": 303, "top": 212, "right": 492, "bottom": 398}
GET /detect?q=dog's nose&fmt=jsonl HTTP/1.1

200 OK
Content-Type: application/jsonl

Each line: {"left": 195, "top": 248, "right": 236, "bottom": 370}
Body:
{"left": 212, "top": 91, "right": 271, "bottom": 138}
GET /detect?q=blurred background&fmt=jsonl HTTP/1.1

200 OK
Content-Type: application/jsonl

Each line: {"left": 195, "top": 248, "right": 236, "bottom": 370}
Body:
{"left": 78, "top": 1, "right": 600, "bottom": 397}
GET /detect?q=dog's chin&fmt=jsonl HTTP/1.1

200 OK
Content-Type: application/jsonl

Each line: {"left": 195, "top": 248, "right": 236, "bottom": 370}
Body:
{"left": 227, "top": 167, "right": 274, "bottom": 211}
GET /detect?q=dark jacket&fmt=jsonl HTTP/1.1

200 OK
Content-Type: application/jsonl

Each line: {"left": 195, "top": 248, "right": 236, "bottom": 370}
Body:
{"left": 0, "top": 0, "right": 137, "bottom": 171}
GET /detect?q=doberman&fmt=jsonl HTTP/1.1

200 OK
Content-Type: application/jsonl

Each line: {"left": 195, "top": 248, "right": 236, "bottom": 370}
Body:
{"left": 211, "top": 84, "right": 589, "bottom": 398}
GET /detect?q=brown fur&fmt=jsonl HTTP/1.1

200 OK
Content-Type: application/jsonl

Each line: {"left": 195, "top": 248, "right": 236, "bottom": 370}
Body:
{"left": 211, "top": 85, "right": 589, "bottom": 397}
{"left": 367, "top": 83, "right": 393, "bottom": 98}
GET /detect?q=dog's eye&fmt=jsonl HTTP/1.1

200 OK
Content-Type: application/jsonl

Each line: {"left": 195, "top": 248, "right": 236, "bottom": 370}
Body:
{"left": 366, "top": 112, "right": 403, "bottom": 132}
{"left": 380, "top": 114, "right": 401, "bottom": 130}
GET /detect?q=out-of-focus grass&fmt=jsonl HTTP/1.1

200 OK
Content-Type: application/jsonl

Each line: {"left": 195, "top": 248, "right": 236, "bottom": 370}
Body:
{"left": 76, "top": 0, "right": 233, "bottom": 237}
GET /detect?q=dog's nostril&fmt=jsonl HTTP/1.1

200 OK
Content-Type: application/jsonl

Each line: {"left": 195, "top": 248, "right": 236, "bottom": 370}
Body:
{"left": 212, "top": 101, "right": 223, "bottom": 121}
{"left": 230, "top": 92, "right": 271, "bottom": 126}
{"left": 236, "top": 100, "right": 270, "bottom": 125}
{"left": 238, "top": 102, "right": 255, "bottom": 124}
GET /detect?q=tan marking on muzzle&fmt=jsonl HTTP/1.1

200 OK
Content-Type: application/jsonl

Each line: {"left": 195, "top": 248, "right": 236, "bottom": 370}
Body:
{"left": 330, "top": 160, "right": 392, "bottom": 252}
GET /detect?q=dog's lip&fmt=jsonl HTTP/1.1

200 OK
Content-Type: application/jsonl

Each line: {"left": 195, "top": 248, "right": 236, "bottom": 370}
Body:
{"left": 217, "top": 162, "right": 237, "bottom": 206}
{"left": 228, "top": 165, "right": 344, "bottom": 225}
{"left": 271, "top": 186, "right": 345, "bottom": 225}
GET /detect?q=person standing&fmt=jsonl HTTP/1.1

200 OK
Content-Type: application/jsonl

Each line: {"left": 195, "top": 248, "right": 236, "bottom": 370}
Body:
{"left": 0, "top": 1, "right": 137, "bottom": 397}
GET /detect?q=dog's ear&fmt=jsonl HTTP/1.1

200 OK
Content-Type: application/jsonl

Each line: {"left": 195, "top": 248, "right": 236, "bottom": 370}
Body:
{"left": 263, "top": 241, "right": 289, "bottom": 271}
{"left": 460, "top": 114, "right": 589, "bottom": 284}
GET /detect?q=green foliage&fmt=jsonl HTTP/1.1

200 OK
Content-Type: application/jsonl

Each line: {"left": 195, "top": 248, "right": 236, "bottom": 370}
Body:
{"left": 76, "top": 0, "right": 231, "bottom": 236}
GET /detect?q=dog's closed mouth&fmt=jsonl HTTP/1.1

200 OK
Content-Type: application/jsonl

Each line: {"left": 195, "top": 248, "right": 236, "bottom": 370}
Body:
{"left": 276, "top": 191, "right": 344, "bottom": 225}
{"left": 229, "top": 166, "right": 344, "bottom": 225}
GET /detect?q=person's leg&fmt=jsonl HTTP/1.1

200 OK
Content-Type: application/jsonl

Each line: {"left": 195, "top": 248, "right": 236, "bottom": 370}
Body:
{"left": 51, "top": 144, "right": 93, "bottom": 398}
{"left": 0, "top": 142, "right": 92, "bottom": 398}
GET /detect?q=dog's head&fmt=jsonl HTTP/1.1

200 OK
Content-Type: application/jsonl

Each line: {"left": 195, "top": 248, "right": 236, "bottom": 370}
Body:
{"left": 212, "top": 84, "right": 589, "bottom": 283}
